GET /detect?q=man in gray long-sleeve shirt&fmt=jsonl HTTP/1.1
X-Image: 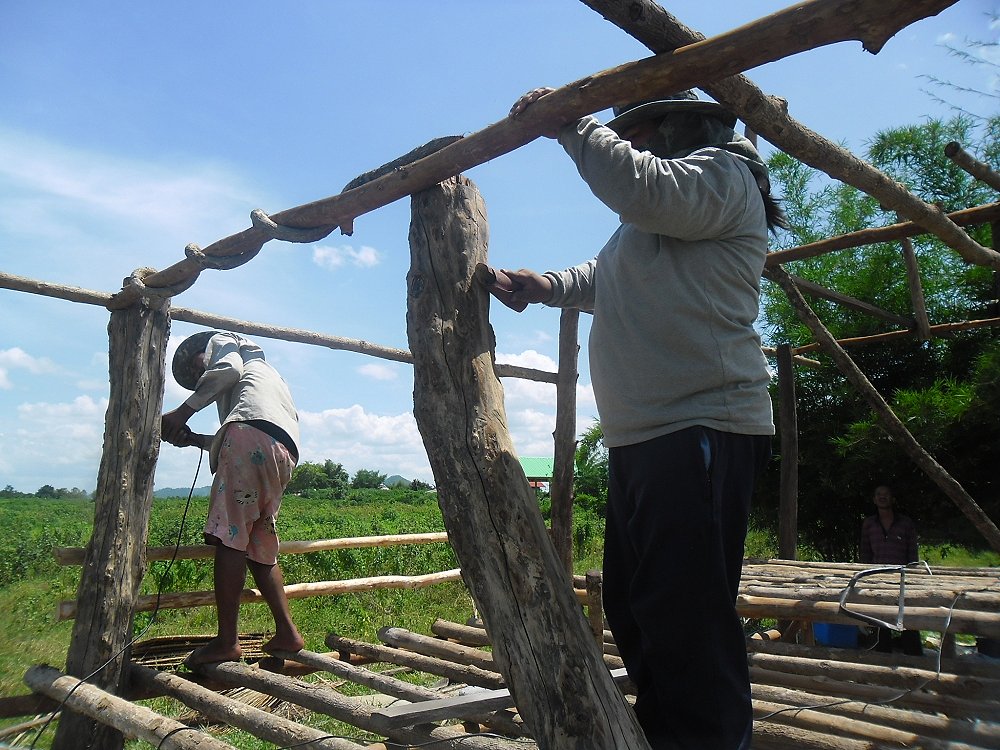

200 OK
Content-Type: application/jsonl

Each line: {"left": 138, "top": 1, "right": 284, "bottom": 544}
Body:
{"left": 162, "top": 330, "right": 304, "bottom": 668}
{"left": 498, "top": 88, "right": 787, "bottom": 750}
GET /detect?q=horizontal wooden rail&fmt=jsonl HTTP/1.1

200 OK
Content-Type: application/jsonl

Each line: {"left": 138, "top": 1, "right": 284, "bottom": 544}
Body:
{"left": 54, "top": 531, "right": 450, "bottom": 566}
{"left": 57, "top": 568, "right": 464, "bottom": 621}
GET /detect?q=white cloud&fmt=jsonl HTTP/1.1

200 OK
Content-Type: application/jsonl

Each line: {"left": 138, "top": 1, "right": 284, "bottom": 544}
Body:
{"left": 0, "top": 130, "right": 253, "bottom": 238}
{"left": 0, "top": 347, "right": 59, "bottom": 389}
{"left": 312, "top": 244, "right": 382, "bottom": 271}
{"left": 357, "top": 362, "right": 399, "bottom": 381}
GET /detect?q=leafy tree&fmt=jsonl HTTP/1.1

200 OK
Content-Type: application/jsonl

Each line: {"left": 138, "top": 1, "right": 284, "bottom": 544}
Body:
{"left": 36, "top": 484, "right": 58, "bottom": 499}
{"left": 574, "top": 420, "right": 609, "bottom": 516}
{"left": 757, "top": 115, "right": 1000, "bottom": 559}
{"left": 287, "top": 459, "right": 350, "bottom": 495}
{"left": 410, "top": 478, "right": 433, "bottom": 491}
{"left": 351, "top": 468, "right": 387, "bottom": 489}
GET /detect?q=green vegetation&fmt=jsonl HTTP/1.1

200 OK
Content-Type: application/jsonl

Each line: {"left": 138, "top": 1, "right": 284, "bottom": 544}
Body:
{"left": 756, "top": 114, "right": 1000, "bottom": 560}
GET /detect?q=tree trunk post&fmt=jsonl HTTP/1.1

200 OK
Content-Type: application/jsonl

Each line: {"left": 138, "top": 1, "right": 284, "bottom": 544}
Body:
{"left": 406, "top": 175, "right": 648, "bottom": 748}
{"left": 53, "top": 289, "right": 170, "bottom": 750}
{"left": 776, "top": 344, "right": 799, "bottom": 560}
{"left": 550, "top": 308, "right": 580, "bottom": 576}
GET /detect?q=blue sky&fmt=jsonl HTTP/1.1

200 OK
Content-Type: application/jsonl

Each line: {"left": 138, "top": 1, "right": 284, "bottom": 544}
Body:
{"left": 1, "top": 1, "right": 997, "bottom": 493}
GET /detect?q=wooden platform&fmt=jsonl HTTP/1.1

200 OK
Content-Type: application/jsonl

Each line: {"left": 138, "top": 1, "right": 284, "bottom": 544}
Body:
{"left": 8, "top": 560, "right": 1000, "bottom": 749}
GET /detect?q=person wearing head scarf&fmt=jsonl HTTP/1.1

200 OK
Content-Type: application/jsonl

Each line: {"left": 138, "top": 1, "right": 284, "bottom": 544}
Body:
{"left": 162, "top": 330, "right": 304, "bottom": 668}
{"left": 495, "top": 88, "right": 788, "bottom": 750}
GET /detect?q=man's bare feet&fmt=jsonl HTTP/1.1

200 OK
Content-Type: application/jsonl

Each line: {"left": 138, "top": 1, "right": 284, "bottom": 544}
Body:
{"left": 183, "top": 638, "right": 242, "bottom": 670}
{"left": 262, "top": 630, "right": 305, "bottom": 656}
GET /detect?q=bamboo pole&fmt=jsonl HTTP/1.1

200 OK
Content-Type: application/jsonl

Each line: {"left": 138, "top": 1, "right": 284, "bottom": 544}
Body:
{"left": 325, "top": 632, "right": 507, "bottom": 690}
{"left": 24, "top": 665, "right": 236, "bottom": 750}
{"left": 765, "top": 203, "right": 1000, "bottom": 267}
{"left": 752, "top": 682, "right": 1000, "bottom": 746}
{"left": 57, "top": 569, "right": 463, "bottom": 620}
{"left": 899, "top": 235, "right": 933, "bottom": 340}
{"left": 748, "top": 651, "right": 1000, "bottom": 700}
{"left": 195, "top": 660, "right": 527, "bottom": 750}
{"left": 736, "top": 593, "right": 1000, "bottom": 637}
{"left": 750, "top": 665, "right": 1000, "bottom": 723}
{"left": 379, "top": 626, "right": 497, "bottom": 672}
{"left": 271, "top": 647, "right": 526, "bottom": 737}
{"left": 128, "top": 664, "right": 366, "bottom": 750}
{"left": 792, "top": 316, "right": 1000, "bottom": 353}
{"left": 786, "top": 274, "right": 912, "bottom": 327}
{"left": 577, "top": 0, "right": 998, "bottom": 272}
{"left": 765, "top": 265, "right": 1000, "bottom": 553}
{"left": 54, "top": 531, "right": 450, "bottom": 566}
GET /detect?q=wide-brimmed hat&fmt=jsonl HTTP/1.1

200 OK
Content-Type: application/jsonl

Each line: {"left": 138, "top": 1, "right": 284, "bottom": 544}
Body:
{"left": 606, "top": 90, "right": 736, "bottom": 133}
{"left": 172, "top": 331, "right": 219, "bottom": 390}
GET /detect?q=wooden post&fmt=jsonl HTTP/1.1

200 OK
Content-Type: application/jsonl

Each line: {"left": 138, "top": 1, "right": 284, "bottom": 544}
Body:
{"left": 776, "top": 344, "right": 799, "bottom": 560}
{"left": 550, "top": 308, "right": 580, "bottom": 575}
{"left": 406, "top": 175, "right": 649, "bottom": 748}
{"left": 53, "top": 292, "right": 170, "bottom": 750}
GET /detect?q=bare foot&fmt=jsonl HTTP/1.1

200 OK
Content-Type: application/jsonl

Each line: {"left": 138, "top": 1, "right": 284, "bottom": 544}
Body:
{"left": 183, "top": 638, "right": 242, "bottom": 670}
{"left": 262, "top": 631, "right": 305, "bottom": 656}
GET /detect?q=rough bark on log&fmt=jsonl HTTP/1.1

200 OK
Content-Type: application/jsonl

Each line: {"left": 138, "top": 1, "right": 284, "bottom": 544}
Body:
{"left": 577, "top": 0, "right": 1000, "bottom": 271}
{"left": 54, "top": 293, "right": 170, "bottom": 750}
{"left": 128, "top": 664, "right": 365, "bottom": 749}
{"left": 405, "top": 175, "right": 647, "bottom": 749}
{"left": 25, "top": 665, "right": 235, "bottom": 750}
{"left": 107, "top": 0, "right": 968, "bottom": 312}
{"left": 765, "top": 265, "right": 1000, "bottom": 553}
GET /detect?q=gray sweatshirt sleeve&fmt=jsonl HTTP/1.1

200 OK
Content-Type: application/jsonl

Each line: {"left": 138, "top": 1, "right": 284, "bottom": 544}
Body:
{"left": 557, "top": 116, "right": 754, "bottom": 241}
{"left": 544, "top": 258, "right": 597, "bottom": 312}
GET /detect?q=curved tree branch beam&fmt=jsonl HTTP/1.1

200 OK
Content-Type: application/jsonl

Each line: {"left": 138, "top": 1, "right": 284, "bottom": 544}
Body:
{"left": 578, "top": 0, "right": 1000, "bottom": 271}
{"left": 108, "top": 0, "right": 963, "bottom": 310}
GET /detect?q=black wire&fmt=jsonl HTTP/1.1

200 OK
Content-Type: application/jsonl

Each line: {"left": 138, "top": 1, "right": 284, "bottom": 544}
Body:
{"left": 28, "top": 449, "right": 204, "bottom": 749}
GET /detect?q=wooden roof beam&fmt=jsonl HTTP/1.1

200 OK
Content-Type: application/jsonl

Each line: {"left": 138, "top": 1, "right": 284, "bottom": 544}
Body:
{"left": 107, "top": 0, "right": 967, "bottom": 310}
{"left": 578, "top": 0, "right": 1000, "bottom": 271}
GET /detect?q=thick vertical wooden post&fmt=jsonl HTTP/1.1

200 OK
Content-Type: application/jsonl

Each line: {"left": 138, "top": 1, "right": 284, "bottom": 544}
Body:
{"left": 776, "top": 344, "right": 799, "bottom": 560}
{"left": 550, "top": 308, "right": 580, "bottom": 576}
{"left": 406, "top": 176, "right": 648, "bottom": 749}
{"left": 53, "top": 293, "right": 170, "bottom": 750}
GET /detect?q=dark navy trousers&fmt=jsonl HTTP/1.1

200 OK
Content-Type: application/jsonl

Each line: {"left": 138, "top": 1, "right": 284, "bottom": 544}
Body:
{"left": 604, "top": 426, "right": 771, "bottom": 750}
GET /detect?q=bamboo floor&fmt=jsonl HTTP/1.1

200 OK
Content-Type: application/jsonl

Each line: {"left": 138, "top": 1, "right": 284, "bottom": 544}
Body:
{"left": 10, "top": 560, "right": 1000, "bottom": 749}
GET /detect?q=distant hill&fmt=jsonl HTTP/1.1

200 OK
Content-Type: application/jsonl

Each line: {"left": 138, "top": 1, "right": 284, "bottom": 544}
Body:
{"left": 154, "top": 486, "right": 211, "bottom": 498}
{"left": 384, "top": 475, "right": 410, "bottom": 488}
